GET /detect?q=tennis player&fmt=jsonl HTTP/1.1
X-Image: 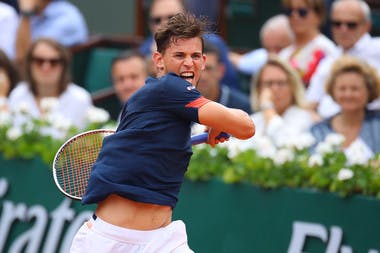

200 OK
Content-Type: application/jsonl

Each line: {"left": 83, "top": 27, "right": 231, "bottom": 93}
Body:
{"left": 70, "top": 13, "right": 255, "bottom": 253}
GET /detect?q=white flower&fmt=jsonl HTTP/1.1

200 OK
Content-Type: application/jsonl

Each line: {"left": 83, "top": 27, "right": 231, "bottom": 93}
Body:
{"left": 274, "top": 148, "right": 294, "bottom": 165}
{"left": 191, "top": 123, "right": 206, "bottom": 135}
{"left": 46, "top": 114, "right": 73, "bottom": 132}
{"left": 13, "top": 102, "right": 29, "bottom": 114}
{"left": 0, "top": 110, "right": 11, "bottom": 126}
{"left": 337, "top": 168, "right": 354, "bottom": 181}
{"left": 345, "top": 139, "right": 372, "bottom": 165}
{"left": 308, "top": 153, "right": 323, "bottom": 167}
{"left": 40, "top": 97, "right": 59, "bottom": 113}
{"left": 316, "top": 142, "right": 334, "bottom": 155}
{"left": 6, "top": 127, "right": 22, "bottom": 140}
{"left": 209, "top": 148, "right": 218, "bottom": 157}
{"left": 277, "top": 133, "right": 316, "bottom": 150}
{"left": 22, "top": 121, "right": 34, "bottom": 133}
{"left": 225, "top": 138, "right": 245, "bottom": 158}
{"left": 325, "top": 133, "right": 345, "bottom": 147}
{"left": 86, "top": 106, "right": 110, "bottom": 124}
{"left": 101, "top": 122, "right": 117, "bottom": 131}
{"left": 251, "top": 135, "right": 276, "bottom": 159}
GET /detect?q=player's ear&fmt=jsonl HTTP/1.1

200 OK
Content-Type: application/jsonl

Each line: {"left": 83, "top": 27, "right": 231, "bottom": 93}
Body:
{"left": 201, "top": 54, "right": 207, "bottom": 71}
{"left": 153, "top": 51, "right": 165, "bottom": 74}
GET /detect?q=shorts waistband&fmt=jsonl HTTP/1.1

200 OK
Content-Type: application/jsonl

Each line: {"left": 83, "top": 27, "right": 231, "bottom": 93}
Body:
{"left": 89, "top": 213, "right": 178, "bottom": 243}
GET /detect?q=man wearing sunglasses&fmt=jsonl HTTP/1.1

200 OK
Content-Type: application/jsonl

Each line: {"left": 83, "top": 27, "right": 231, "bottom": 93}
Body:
{"left": 306, "top": 0, "right": 380, "bottom": 119}
{"left": 138, "top": 0, "right": 241, "bottom": 91}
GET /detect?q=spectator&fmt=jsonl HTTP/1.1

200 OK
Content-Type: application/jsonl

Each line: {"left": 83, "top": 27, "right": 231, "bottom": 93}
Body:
{"left": 279, "top": 0, "right": 337, "bottom": 86}
{"left": 248, "top": 55, "right": 314, "bottom": 145}
{"left": 14, "top": 0, "right": 88, "bottom": 70}
{"left": 307, "top": 0, "right": 380, "bottom": 118}
{"left": 8, "top": 38, "right": 92, "bottom": 133}
{"left": 0, "top": 48, "right": 19, "bottom": 111}
{"left": 111, "top": 50, "right": 148, "bottom": 121}
{"left": 0, "top": 0, "right": 18, "bottom": 12}
{"left": 197, "top": 42, "right": 252, "bottom": 114}
{"left": 310, "top": 56, "right": 380, "bottom": 161}
{"left": 0, "top": 1, "right": 18, "bottom": 59}
{"left": 139, "top": 0, "right": 241, "bottom": 90}
{"left": 229, "top": 14, "right": 294, "bottom": 76}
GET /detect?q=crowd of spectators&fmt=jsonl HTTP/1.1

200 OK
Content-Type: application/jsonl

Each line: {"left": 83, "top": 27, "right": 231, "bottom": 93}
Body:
{"left": 1, "top": 0, "right": 380, "bottom": 162}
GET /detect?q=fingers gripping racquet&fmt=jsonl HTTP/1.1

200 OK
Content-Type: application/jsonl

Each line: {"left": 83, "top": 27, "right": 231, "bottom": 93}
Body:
{"left": 52, "top": 129, "right": 230, "bottom": 200}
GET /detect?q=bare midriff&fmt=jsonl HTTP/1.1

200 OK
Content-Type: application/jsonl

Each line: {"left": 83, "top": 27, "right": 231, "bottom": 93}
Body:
{"left": 95, "top": 194, "right": 173, "bottom": 230}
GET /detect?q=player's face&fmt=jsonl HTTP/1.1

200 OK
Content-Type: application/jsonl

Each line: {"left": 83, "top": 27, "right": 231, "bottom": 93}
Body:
{"left": 155, "top": 37, "right": 206, "bottom": 87}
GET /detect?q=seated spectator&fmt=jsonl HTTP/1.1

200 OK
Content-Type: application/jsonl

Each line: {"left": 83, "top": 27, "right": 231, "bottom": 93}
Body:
{"left": 0, "top": 1, "right": 18, "bottom": 59}
{"left": 0, "top": 0, "right": 18, "bottom": 12}
{"left": 310, "top": 56, "right": 380, "bottom": 161}
{"left": 279, "top": 0, "right": 337, "bottom": 86}
{"left": 111, "top": 50, "right": 148, "bottom": 121}
{"left": 229, "top": 14, "right": 294, "bottom": 76}
{"left": 0, "top": 48, "right": 19, "bottom": 111}
{"left": 197, "top": 42, "right": 252, "bottom": 114}
{"left": 8, "top": 38, "right": 93, "bottom": 133}
{"left": 139, "top": 0, "right": 241, "bottom": 89}
{"left": 248, "top": 55, "right": 314, "bottom": 145}
{"left": 15, "top": 0, "right": 88, "bottom": 70}
{"left": 306, "top": 0, "right": 380, "bottom": 118}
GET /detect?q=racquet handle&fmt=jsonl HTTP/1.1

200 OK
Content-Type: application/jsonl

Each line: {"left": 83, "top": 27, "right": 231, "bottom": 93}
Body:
{"left": 191, "top": 132, "right": 230, "bottom": 145}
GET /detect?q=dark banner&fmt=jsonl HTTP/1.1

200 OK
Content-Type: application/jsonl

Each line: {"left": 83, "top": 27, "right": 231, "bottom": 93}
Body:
{"left": 1, "top": 156, "right": 380, "bottom": 253}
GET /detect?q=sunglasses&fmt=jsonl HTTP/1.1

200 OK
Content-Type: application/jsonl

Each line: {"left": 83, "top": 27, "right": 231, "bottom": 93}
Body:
{"left": 149, "top": 15, "right": 174, "bottom": 25}
{"left": 31, "top": 56, "right": 63, "bottom": 67}
{"left": 331, "top": 20, "right": 360, "bottom": 30}
{"left": 284, "top": 8, "right": 309, "bottom": 18}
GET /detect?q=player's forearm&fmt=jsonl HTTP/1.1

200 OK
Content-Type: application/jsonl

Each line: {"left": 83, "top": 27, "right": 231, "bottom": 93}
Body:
{"left": 224, "top": 108, "right": 255, "bottom": 139}
{"left": 198, "top": 102, "right": 255, "bottom": 140}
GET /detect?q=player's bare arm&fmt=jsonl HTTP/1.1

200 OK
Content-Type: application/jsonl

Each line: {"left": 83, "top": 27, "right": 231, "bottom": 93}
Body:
{"left": 198, "top": 100, "right": 255, "bottom": 145}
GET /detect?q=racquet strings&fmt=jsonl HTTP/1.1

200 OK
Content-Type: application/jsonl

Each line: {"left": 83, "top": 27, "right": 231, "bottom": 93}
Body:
{"left": 54, "top": 131, "right": 111, "bottom": 199}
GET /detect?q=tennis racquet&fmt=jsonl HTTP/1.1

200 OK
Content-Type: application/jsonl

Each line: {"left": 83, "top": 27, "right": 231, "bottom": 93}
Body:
{"left": 52, "top": 129, "right": 229, "bottom": 200}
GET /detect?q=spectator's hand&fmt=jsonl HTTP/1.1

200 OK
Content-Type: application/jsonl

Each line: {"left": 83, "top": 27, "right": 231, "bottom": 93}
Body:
{"left": 0, "top": 70, "right": 10, "bottom": 97}
{"left": 18, "top": 0, "right": 39, "bottom": 12}
{"left": 259, "top": 87, "right": 274, "bottom": 109}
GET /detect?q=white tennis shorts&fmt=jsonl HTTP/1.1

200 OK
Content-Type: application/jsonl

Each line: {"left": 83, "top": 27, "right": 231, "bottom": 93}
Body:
{"left": 70, "top": 215, "right": 194, "bottom": 253}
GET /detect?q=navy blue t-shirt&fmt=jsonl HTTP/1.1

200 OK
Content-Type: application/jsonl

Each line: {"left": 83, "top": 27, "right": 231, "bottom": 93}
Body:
{"left": 82, "top": 73, "right": 210, "bottom": 208}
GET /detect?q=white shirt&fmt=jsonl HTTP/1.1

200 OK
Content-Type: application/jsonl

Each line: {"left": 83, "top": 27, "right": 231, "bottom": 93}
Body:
{"left": 279, "top": 34, "right": 337, "bottom": 83}
{"left": 8, "top": 82, "right": 92, "bottom": 132}
{"left": 306, "top": 34, "right": 380, "bottom": 118}
{"left": 237, "top": 48, "right": 268, "bottom": 75}
{"left": 0, "top": 2, "right": 18, "bottom": 59}
{"left": 251, "top": 105, "right": 314, "bottom": 145}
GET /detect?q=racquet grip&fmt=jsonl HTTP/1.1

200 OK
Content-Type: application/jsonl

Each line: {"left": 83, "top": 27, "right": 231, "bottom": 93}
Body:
{"left": 191, "top": 132, "right": 230, "bottom": 145}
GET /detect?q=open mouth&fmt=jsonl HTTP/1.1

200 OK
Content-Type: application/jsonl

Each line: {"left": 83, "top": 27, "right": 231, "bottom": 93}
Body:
{"left": 180, "top": 72, "right": 194, "bottom": 83}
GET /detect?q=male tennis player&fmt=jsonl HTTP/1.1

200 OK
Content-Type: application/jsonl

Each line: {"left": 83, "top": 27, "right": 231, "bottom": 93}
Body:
{"left": 70, "top": 13, "right": 255, "bottom": 253}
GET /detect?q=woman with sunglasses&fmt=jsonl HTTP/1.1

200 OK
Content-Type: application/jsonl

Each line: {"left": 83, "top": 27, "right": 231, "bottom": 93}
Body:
{"left": 280, "top": 0, "right": 337, "bottom": 87}
{"left": 8, "top": 38, "right": 93, "bottom": 137}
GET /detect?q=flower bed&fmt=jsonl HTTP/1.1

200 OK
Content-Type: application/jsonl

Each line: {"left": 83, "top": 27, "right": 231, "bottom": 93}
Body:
{"left": 0, "top": 97, "right": 115, "bottom": 164}
{"left": 1, "top": 99, "right": 379, "bottom": 199}
{"left": 187, "top": 134, "right": 380, "bottom": 199}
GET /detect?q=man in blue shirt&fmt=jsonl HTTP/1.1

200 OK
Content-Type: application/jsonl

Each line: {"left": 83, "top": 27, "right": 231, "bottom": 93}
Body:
{"left": 15, "top": 0, "right": 88, "bottom": 67}
{"left": 70, "top": 12, "right": 255, "bottom": 253}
